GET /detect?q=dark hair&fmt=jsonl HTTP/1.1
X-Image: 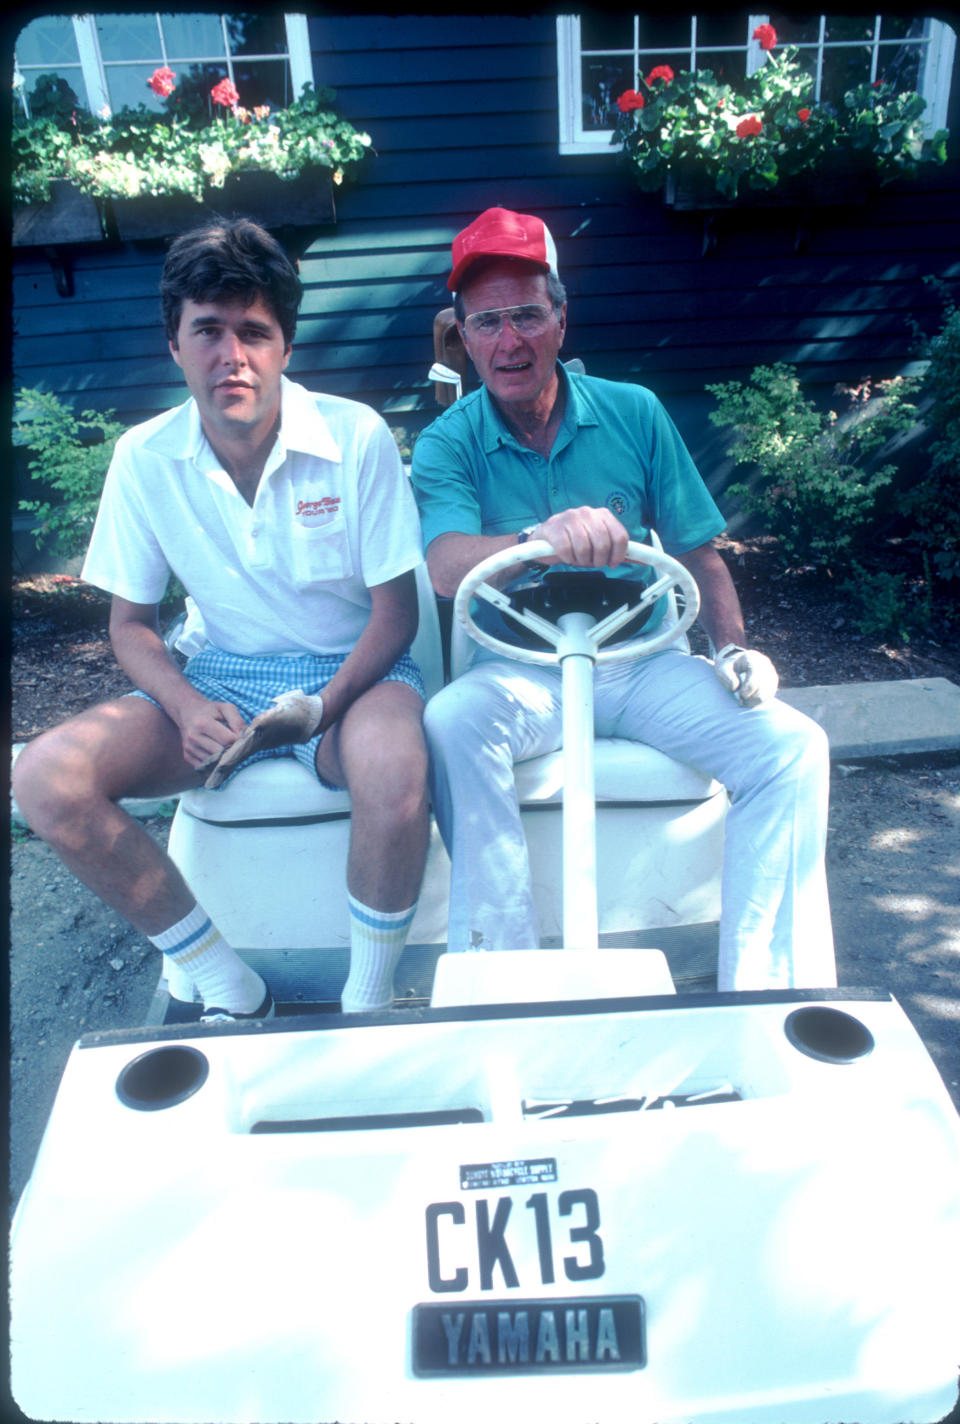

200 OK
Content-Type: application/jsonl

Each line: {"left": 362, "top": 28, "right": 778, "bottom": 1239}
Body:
{"left": 453, "top": 261, "right": 566, "bottom": 323}
{"left": 160, "top": 218, "right": 303, "bottom": 347}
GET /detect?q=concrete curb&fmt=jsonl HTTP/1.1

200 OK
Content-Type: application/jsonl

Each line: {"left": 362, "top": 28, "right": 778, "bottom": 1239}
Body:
{"left": 780, "top": 677, "right": 960, "bottom": 760}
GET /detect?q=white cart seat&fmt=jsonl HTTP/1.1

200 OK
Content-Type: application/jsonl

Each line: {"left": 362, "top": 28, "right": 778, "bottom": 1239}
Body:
{"left": 169, "top": 735, "right": 725, "bottom": 951}
{"left": 167, "top": 553, "right": 726, "bottom": 954}
{"left": 174, "top": 737, "right": 721, "bottom": 826}
{"left": 515, "top": 738, "right": 720, "bottom": 804}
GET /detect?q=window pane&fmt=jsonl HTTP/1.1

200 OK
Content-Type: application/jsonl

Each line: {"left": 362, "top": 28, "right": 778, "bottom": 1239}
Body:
{"left": 580, "top": 15, "right": 633, "bottom": 51}
{"left": 24, "top": 69, "right": 85, "bottom": 116}
{"left": 16, "top": 15, "right": 80, "bottom": 66}
{"left": 158, "top": 62, "right": 230, "bottom": 122}
{"left": 707, "top": 51, "right": 748, "bottom": 83}
{"left": 769, "top": 13, "right": 824, "bottom": 47}
{"left": 636, "top": 17, "right": 691, "bottom": 53}
{"left": 698, "top": 15, "right": 752, "bottom": 51}
{"left": 104, "top": 62, "right": 168, "bottom": 114}
{"left": 878, "top": 17, "right": 925, "bottom": 91}
{"left": 821, "top": 44, "right": 872, "bottom": 102}
{"left": 879, "top": 16, "right": 922, "bottom": 42}
{"left": 878, "top": 42, "right": 921, "bottom": 90}
{"left": 227, "top": 12, "right": 288, "bottom": 57}
{"left": 824, "top": 15, "right": 877, "bottom": 45}
{"left": 160, "top": 14, "right": 228, "bottom": 59}
{"left": 581, "top": 55, "right": 634, "bottom": 129}
{"left": 231, "top": 59, "right": 293, "bottom": 109}
{"left": 96, "top": 14, "right": 162, "bottom": 63}
{"left": 790, "top": 47, "right": 820, "bottom": 90}
{"left": 643, "top": 49, "right": 692, "bottom": 78}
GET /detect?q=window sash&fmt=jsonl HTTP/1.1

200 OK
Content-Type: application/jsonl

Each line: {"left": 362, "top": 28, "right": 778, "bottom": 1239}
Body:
{"left": 557, "top": 12, "right": 955, "bottom": 154}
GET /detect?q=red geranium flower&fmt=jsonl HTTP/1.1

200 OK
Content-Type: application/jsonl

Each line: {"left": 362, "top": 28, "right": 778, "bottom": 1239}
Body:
{"left": 645, "top": 64, "right": 675, "bottom": 86}
{"left": 736, "top": 115, "right": 763, "bottom": 139}
{"left": 797, "top": 107, "right": 811, "bottom": 123}
{"left": 752, "top": 23, "right": 778, "bottom": 51}
{"left": 210, "top": 77, "right": 240, "bottom": 109}
{"left": 148, "top": 66, "right": 176, "bottom": 98}
{"left": 616, "top": 89, "right": 645, "bottom": 113}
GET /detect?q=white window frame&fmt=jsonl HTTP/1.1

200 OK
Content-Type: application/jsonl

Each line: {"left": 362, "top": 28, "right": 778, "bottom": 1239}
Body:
{"left": 557, "top": 12, "right": 955, "bottom": 155}
{"left": 15, "top": 12, "right": 312, "bottom": 118}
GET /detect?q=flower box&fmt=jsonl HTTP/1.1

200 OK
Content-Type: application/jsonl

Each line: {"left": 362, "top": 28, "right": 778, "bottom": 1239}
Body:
{"left": 215, "top": 168, "right": 336, "bottom": 227}
{"left": 106, "top": 168, "right": 336, "bottom": 240}
{"left": 663, "top": 164, "right": 874, "bottom": 212}
{"left": 12, "top": 181, "right": 105, "bottom": 246}
{"left": 106, "top": 191, "right": 212, "bottom": 241}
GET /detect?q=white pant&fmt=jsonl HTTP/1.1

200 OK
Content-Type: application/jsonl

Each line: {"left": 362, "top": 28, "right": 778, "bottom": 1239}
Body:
{"left": 423, "top": 646, "right": 836, "bottom": 991}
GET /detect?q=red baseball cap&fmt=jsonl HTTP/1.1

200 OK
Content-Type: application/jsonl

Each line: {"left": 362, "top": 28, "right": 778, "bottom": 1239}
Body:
{"left": 448, "top": 207, "right": 559, "bottom": 292}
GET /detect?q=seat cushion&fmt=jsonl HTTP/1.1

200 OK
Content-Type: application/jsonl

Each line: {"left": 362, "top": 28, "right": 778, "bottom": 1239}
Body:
{"left": 178, "top": 758, "right": 351, "bottom": 824}
{"left": 514, "top": 738, "right": 720, "bottom": 805}
{"left": 179, "top": 736, "right": 721, "bottom": 827}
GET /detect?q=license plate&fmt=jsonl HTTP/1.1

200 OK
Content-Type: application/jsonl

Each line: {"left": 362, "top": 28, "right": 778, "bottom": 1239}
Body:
{"left": 412, "top": 1295, "right": 645, "bottom": 1375}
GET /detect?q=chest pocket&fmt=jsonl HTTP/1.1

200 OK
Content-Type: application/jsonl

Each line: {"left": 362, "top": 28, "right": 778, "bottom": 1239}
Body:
{"left": 289, "top": 511, "right": 354, "bottom": 585}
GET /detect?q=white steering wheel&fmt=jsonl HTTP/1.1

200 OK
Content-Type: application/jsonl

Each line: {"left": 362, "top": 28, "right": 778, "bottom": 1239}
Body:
{"left": 453, "top": 538, "right": 700, "bottom": 667}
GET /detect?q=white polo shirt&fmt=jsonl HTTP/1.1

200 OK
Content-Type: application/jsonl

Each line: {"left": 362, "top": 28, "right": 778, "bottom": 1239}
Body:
{"left": 82, "top": 377, "right": 424, "bottom": 656}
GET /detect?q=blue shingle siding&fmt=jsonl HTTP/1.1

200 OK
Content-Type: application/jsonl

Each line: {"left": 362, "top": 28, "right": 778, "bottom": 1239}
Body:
{"left": 11, "top": 11, "right": 960, "bottom": 490}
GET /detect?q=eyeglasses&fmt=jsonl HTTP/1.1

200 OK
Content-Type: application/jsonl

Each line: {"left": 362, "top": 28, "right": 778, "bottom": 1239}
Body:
{"left": 462, "top": 304, "right": 556, "bottom": 341}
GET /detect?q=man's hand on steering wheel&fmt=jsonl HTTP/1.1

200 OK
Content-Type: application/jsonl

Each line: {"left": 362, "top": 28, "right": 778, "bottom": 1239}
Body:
{"left": 527, "top": 507, "right": 629, "bottom": 569}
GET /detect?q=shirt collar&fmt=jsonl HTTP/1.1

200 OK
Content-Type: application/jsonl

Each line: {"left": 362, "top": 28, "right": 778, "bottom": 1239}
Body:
{"left": 276, "top": 376, "right": 342, "bottom": 462}
{"left": 141, "top": 375, "right": 342, "bottom": 469}
{"left": 478, "top": 362, "right": 597, "bottom": 454}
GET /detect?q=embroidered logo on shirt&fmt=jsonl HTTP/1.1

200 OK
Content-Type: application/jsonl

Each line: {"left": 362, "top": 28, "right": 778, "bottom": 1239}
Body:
{"left": 606, "top": 491, "right": 630, "bottom": 516}
{"left": 295, "top": 495, "right": 341, "bottom": 528}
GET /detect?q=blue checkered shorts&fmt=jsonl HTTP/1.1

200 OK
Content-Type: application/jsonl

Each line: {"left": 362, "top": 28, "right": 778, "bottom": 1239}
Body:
{"left": 130, "top": 647, "right": 425, "bottom": 789}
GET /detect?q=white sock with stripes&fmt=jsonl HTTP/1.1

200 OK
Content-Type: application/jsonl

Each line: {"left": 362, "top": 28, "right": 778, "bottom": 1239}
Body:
{"left": 341, "top": 894, "right": 417, "bottom": 1013}
{"left": 150, "top": 904, "right": 266, "bottom": 1014}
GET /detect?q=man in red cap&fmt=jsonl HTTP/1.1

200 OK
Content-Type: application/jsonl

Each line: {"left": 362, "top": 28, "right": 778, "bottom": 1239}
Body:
{"left": 411, "top": 206, "right": 835, "bottom": 992}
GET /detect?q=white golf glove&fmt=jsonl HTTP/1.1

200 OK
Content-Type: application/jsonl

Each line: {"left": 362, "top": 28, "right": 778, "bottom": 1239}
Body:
{"left": 713, "top": 644, "right": 779, "bottom": 707}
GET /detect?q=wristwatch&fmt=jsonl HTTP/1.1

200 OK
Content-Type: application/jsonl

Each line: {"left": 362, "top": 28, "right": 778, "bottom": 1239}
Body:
{"left": 516, "top": 524, "right": 547, "bottom": 573}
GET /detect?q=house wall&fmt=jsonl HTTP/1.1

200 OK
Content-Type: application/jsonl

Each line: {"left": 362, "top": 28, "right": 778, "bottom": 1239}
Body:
{"left": 12, "top": 11, "right": 960, "bottom": 509}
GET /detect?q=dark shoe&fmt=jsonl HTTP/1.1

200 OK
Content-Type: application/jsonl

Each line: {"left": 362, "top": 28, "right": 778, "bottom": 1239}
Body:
{"left": 201, "top": 985, "right": 275, "bottom": 1023}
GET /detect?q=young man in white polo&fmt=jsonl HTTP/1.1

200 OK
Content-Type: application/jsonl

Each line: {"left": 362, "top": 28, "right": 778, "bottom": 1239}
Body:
{"left": 14, "top": 218, "right": 429, "bottom": 1019}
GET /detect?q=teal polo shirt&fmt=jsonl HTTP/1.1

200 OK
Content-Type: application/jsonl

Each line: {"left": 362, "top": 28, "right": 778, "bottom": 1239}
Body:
{"left": 411, "top": 365, "right": 724, "bottom": 568}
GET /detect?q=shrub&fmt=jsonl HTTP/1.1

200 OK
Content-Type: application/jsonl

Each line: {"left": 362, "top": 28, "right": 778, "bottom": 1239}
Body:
{"left": 707, "top": 363, "right": 919, "bottom": 573}
{"left": 905, "top": 300, "right": 960, "bottom": 592}
{"left": 14, "top": 388, "right": 125, "bottom": 558}
{"left": 840, "top": 564, "right": 928, "bottom": 643}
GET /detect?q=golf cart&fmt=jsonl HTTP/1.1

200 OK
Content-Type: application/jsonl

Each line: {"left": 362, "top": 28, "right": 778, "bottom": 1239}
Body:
{"left": 10, "top": 539, "right": 960, "bottom": 1424}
